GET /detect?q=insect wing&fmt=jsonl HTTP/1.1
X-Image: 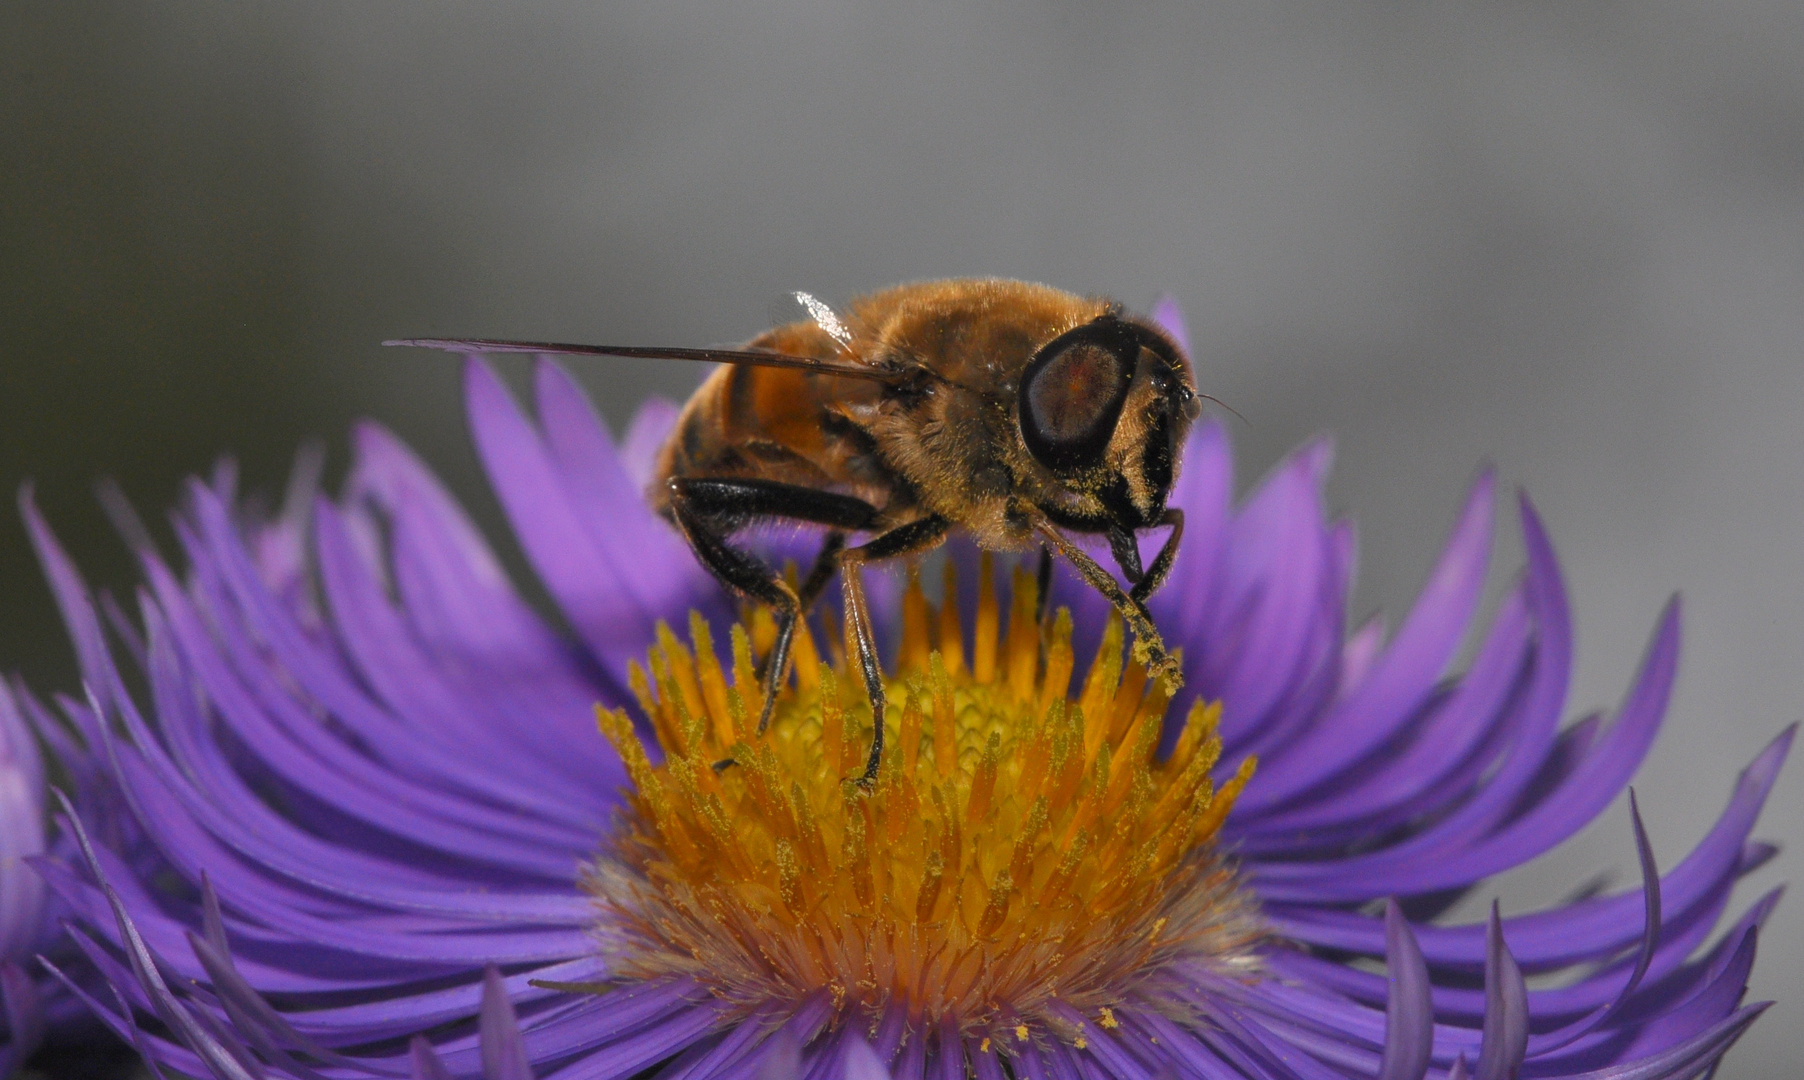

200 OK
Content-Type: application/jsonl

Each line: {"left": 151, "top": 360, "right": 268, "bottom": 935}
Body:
{"left": 792, "top": 291, "right": 855, "bottom": 349}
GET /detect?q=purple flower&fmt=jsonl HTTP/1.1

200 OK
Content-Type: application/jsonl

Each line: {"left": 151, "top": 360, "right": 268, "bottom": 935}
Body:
{"left": 0, "top": 679, "right": 50, "bottom": 1074}
{"left": 0, "top": 496, "right": 153, "bottom": 1074}
{"left": 22, "top": 305, "right": 1786, "bottom": 1080}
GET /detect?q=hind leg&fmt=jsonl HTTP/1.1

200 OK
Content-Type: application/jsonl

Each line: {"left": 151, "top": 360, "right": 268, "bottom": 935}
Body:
{"left": 667, "top": 478, "right": 877, "bottom": 735}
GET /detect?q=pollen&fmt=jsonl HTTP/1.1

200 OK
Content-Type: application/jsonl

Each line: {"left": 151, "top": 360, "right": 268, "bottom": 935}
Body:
{"left": 586, "top": 554, "right": 1261, "bottom": 1047}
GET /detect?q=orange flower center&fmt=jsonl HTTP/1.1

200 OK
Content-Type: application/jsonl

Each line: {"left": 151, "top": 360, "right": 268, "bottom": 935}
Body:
{"left": 585, "top": 555, "right": 1260, "bottom": 1047}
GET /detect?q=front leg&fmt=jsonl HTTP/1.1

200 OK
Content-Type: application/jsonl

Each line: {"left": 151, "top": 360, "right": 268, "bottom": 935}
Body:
{"left": 1129, "top": 508, "right": 1185, "bottom": 606}
{"left": 1030, "top": 510, "right": 1182, "bottom": 689}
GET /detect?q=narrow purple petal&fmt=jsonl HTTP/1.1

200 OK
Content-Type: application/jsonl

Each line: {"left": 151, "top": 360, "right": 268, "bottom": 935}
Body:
{"left": 620, "top": 397, "right": 683, "bottom": 487}
{"left": 1262, "top": 726, "right": 1790, "bottom": 971}
{"left": 20, "top": 489, "right": 125, "bottom": 708}
{"left": 1559, "top": 1004, "right": 1768, "bottom": 1080}
{"left": 890, "top": 1017, "right": 927, "bottom": 1080}
{"left": 1151, "top": 421, "right": 1231, "bottom": 658}
{"left": 1335, "top": 615, "right": 1387, "bottom": 702}
{"left": 1527, "top": 792, "right": 1663, "bottom": 1055}
{"left": 1204, "top": 441, "right": 1333, "bottom": 749}
{"left": 836, "top": 1032, "right": 885, "bottom": 1080}
{"left": 38, "top": 956, "right": 190, "bottom": 1079}
{"left": 0, "top": 962, "right": 44, "bottom": 1066}
{"left": 753, "top": 1030, "right": 801, "bottom": 1080}
{"left": 1241, "top": 471, "right": 1493, "bottom": 810}
{"left": 57, "top": 794, "right": 266, "bottom": 1080}
{"left": 1378, "top": 901, "right": 1432, "bottom": 1080}
{"left": 464, "top": 358, "right": 677, "bottom": 672}
{"left": 0, "top": 698, "right": 46, "bottom": 964}
{"left": 970, "top": 1042, "right": 1007, "bottom": 1080}
{"left": 1476, "top": 905, "right": 1528, "bottom": 1080}
{"left": 933, "top": 1020, "right": 965, "bottom": 1080}
{"left": 481, "top": 967, "right": 535, "bottom": 1080}
{"left": 412, "top": 1036, "right": 454, "bottom": 1080}
{"left": 533, "top": 361, "right": 719, "bottom": 627}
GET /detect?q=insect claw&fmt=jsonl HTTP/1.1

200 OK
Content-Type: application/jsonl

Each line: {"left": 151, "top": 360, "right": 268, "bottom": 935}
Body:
{"left": 1143, "top": 641, "right": 1183, "bottom": 686}
{"left": 712, "top": 757, "right": 739, "bottom": 772}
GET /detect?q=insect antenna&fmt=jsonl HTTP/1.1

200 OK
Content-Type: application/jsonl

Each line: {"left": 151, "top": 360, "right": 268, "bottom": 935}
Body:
{"left": 1196, "top": 392, "right": 1249, "bottom": 427}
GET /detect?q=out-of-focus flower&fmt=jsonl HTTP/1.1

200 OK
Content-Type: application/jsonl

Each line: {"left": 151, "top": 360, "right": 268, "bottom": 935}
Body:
{"left": 0, "top": 491, "right": 156, "bottom": 1074}
{"left": 0, "top": 679, "right": 48, "bottom": 1075}
{"left": 25, "top": 306, "right": 1788, "bottom": 1079}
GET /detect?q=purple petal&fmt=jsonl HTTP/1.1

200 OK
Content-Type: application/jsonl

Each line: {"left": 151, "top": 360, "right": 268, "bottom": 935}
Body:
{"left": 480, "top": 967, "right": 534, "bottom": 1080}
{"left": 412, "top": 1036, "right": 453, "bottom": 1080}
{"left": 1240, "top": 471, "right": 1493, "bottom": 811}
{"left": 1148, "top": 295, "right": 1192, "bottom": 357}
{"left": 57, "top": 794, "right": 266, "bottom": 1080}
{"left": 19, "top": 489, "right": 125, "bottom": 709}
{"left": 533, "top": 361, "right": 717, "bottom": 625}
{"left": 1377, "top": 902, "right": 1432, "bottom": 1080}
{"left": 0, "top": 696, "right": 46, "bottom": 963}
{"left": 1151, "top": 420, "right": 1232, "bottom": 647}
{"left": 1561, "top": 1004, "right": 1768, "bottom": 1080}
{"left": 1203, "top": 439, "right": 1335, "bottom": 749}
{"left": 1475, "top": 904, "right": 1527, "bottom": 1080}
{"left": 620, "top": 397, "right": 683, "bottom": 488}
{"left": 1526, "top": 791, "right": 1663, "bottom": 1054}
{"left": 0, "top": 962, "right": 44, "bottom": 1067}
{"left": 1262, "top": 726, "right": 1790, "bottom": 969}
{"left": 464, "top": 359, "right": 695, "bottom": 673}
{"left": 753, "top": 1030, "right": 802, "bottom": 1080}
{"left": 843, "top": 1032, "right": 894, "bottom": 1080}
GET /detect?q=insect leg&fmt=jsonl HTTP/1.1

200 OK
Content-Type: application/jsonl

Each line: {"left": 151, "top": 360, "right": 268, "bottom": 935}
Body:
{"left": 1034, "top": 544, "right": 1054, "bottom": 624}
{"left": 797, "top": 531, "right": 848, "bottom": 610}
{"left": 667, "top": 479, "right": 878, "bottom": 737}
{"left": 1031, "top": 514, "right": 1182, "bottom": 689}
{"left": 1129, "top": 508, "right": 1186, "bottom": 605}
{"left": 1107, "top": 523, "right": 1145, "bottom": 584}
{"left": 837, "top": 515, "right": 952, "bottom": 787}
{"left": 753, "top": 530, "right": 847, "bottom": 684}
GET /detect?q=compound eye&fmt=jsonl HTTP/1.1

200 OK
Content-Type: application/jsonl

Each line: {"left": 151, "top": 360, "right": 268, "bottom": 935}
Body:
{"left": 1018, "top": 319, "right": 1138, "bottom": 473}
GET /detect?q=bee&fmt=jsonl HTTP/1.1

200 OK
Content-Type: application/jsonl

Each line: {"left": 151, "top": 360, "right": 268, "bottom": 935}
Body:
{"left": 390, "top": 278, "right": 1206, "bottom": 785}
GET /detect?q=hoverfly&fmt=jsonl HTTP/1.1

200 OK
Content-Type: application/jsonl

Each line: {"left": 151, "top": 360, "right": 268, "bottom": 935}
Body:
{"left": 390, "top": 278, "right": 1208, "bottom": 785}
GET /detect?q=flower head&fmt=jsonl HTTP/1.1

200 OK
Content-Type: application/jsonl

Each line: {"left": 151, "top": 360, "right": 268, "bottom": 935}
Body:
{"left": 588, "top": 567, "right": 1259, "bottom": 1044}
{"left": 0, "top": 680, "right": 50, "bottom": 1075}
{"left": 22, "top": 314, "right": 1788, "bottom": 1079}
{"left": 0, "top": 497, "right": 157, "bottom": 1075}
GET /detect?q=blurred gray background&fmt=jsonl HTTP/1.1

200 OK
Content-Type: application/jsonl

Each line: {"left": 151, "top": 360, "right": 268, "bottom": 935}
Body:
{"left": 3, "top": 2, "right": 1799, "bottom": 1075}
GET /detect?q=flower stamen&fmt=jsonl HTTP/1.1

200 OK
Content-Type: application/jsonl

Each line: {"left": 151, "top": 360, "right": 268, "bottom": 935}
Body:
{"left": 587, "top": 555, "right": 1261, "bottom": 1045}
